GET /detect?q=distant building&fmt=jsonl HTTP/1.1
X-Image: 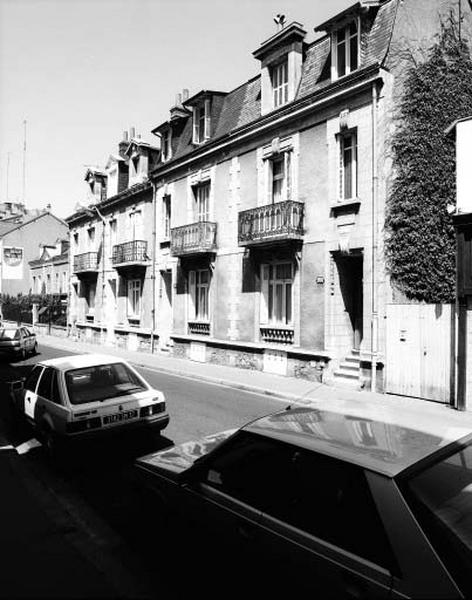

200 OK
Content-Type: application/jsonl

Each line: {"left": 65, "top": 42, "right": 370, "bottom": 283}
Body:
{"left": 29, "top": 238, "right": 69, "bottom": 299}
{"left": 0, "top": 201, "right": 48, "bottom": 223}
{"left": 0, "top": 212, "right": 68, "bottom": 296}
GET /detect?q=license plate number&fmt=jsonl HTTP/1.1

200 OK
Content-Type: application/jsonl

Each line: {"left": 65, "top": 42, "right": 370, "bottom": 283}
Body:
{"left": 103, "top": 410, "right": 137, "bottom": 424}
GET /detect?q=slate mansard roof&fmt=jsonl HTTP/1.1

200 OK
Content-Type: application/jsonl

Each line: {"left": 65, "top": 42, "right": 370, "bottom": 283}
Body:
{"left": 153, "top": 0, "right": 398, "bottom": 169}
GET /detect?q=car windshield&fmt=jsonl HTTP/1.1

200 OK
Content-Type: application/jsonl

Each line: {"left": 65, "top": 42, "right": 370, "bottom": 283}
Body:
{"left": 400, "top": 441, "right": 472, "bottom": 596}
{"left": 0, "top": 328, "right": 19, "bottom": 339}
{"left": 65, "top": 362, "right": 147, "bottom": 405}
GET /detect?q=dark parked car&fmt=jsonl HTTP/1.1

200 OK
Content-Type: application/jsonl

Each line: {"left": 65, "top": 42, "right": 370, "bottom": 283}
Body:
{"left": 135, "top": 399, "right": 472, "bottom": 599}
{"left": 0, "top": 326, "right": 37, "bottom": 360}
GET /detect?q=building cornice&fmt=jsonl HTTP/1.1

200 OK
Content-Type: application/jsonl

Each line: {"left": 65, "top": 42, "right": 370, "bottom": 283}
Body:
{"left": 150, "top": 63, "right": 382, "bottom": 182}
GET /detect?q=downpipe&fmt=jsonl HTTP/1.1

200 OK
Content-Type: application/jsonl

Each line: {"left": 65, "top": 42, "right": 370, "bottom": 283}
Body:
{"left": 371, "top": 81, "right": 379, "bottom": 392}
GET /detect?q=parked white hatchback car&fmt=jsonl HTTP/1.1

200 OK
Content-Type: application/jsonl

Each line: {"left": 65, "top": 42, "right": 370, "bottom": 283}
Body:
{"left": 12, "top": 353, "right": 169, "bottom": 452}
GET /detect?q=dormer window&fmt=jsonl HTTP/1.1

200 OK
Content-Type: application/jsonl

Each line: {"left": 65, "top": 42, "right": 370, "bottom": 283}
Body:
{"left": 333, "top": 20, "right": 359, "bottom": 79}
{"left": 193, "top": 99, "right": 210, "bottom": 144}
{"left": 271, "top": 59, "right": 288, "bottom": 108}
{"left": 161, "top": 129, "right": 172, "bottom": 162}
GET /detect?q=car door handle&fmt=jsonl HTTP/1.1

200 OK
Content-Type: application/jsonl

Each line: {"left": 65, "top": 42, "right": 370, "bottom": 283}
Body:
{"left": 342, "top": 574, "right": 366, "bottom": 600}
{"left": 237, "top": 524, "right": 255, "bottom": 541}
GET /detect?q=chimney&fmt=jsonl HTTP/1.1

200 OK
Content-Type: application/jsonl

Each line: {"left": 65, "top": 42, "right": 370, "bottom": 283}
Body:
{"left": 175, "top": 92, "right": 182, "bottom": 106}
{"left": 118, "top": 130, "right": 129, "bottom": 156}
{"left": 130, "top": 126, "right": 136, "bottom": 140}
{"left": 182, "top": 88, "right": 189, "bottom": 102}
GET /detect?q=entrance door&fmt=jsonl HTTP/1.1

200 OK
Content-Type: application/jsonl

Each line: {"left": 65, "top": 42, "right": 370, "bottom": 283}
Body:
{"left": 158, "top": 270, "right": 173, "bottom": 348}
{"left": 336, "top": 254, "right": 363, "bottom": 351}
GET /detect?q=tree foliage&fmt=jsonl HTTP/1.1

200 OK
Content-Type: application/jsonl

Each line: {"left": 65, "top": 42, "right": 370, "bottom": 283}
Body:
{"left": 385, "top": 16, "right": 472, "bottom": 302}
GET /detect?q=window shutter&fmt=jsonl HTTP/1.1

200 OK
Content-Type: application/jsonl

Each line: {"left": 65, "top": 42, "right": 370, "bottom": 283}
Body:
{"left": 188, "top": 270, "right": 196, "bottom": 320}
{"left": 260, "top": 264, "right": 269, "bottom": 324}
{"left": 127, "top": 280, "right": 132, "bottom": 315}
{"left": 204, "top": 99, "right": 211, "bottom": 140}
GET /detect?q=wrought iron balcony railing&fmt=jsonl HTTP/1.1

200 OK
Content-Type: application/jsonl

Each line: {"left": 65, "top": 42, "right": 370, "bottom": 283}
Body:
{"left": 112, "top": 240, "right": 148, "bottom": 266}
{"left": 171, "top": 221, "right": 217, "bottom": 257}
{"left": 73, "top": 252, "right": 99, "bottom": 274}
{"left": 238, "top": 200, "right": 304, "bottom": 247}
{"left": 260, "top": 326, "right": 294, "bottom": 345}
{"left": 188, "top": 321, "right": 210, "bottom": 336}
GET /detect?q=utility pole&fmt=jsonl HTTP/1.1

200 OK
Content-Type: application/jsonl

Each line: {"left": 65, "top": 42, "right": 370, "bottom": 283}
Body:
{"left": 22, "top": 119, "right": 27, "bottom": 208}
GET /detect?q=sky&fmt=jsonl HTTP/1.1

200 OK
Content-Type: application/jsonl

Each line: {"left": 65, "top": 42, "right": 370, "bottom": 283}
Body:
{"left": 0, "top": 0, "right": 353, "bottom": 219}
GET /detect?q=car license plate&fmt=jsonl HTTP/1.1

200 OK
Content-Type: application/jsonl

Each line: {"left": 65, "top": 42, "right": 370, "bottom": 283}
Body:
{"left": 103, "top": 410, "right": 138, "bottom": 424}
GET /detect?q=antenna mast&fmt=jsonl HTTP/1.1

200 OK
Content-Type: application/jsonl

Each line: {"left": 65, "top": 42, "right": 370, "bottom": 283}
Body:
{"left": 22, "top": 119, "right": 27, "bottom": 208}
{"left": 6, "top": 152, "right": 10, "bottom": 201}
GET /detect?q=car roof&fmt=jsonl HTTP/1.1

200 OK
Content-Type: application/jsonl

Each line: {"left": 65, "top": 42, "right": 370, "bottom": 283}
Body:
{"left": 243, "top": 398, "right": 472, "bottom": 477}
{"left": 38, "top": 353, "right": 129, "bottom": 371}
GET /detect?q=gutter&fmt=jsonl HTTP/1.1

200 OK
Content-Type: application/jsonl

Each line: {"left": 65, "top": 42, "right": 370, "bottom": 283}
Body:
{"left": 151, "top": 64, "right": 383, "bottom": 182}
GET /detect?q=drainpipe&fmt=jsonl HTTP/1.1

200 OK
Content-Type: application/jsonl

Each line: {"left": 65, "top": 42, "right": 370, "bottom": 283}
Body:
{"left": 371, "top": 81, "right": 379, "bottom": 392}
{"left": 151, "top": 181, "right": 157, "bottom": 353}
{"left": 90, "top": 205, "right": 107, "bottom": 345}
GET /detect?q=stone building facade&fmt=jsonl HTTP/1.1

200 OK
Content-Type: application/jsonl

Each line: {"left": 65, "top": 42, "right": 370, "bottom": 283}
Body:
{"left": 66, "top": 0, "right": 472, "bottom": 391}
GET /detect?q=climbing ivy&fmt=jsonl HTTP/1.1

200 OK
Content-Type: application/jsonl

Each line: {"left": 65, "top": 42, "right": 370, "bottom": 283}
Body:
{"left": 385, "top": 16, "right": 472, "bottom": 302}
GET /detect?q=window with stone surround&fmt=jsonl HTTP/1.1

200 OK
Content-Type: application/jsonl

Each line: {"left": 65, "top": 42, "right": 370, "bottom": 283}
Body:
{"left": 127, "top": 279, "right": 141, "bottom": 319}
{"left": 338, "top": 130, "right": 357, "bottom": 200}
{"left": 269, "top": 152, "right": 292, "bottom": 203}
{"left": 188, "top": 269, "right": 210, "bottom": 322}
{"left": 193, "top": 99, "right": 211, "bottom": 144}
{"left": 333, "top": 20, "right": 359, "bottom": 80}
{"left": 162, "top": 195, "right": 171, "bottom": 239}
{"left": 261, "top": 262, "right": 293, "bottom": 326}
{"left": 193, "top": 182, "right": 210, "bottom": 221}
{"left": 161, "top": 128, "right": 172, "bottom": 162}
{"left": 271, "top": 59, "right": 289, "bottom": 108}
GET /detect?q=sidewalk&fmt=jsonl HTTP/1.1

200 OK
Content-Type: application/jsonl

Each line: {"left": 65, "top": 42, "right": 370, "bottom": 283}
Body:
{"left": 37, "top": 332, "right": 453, "bottom": 415}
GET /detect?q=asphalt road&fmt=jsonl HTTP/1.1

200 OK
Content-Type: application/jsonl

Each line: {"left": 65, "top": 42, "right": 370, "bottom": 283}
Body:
{"left": 0, "top": 341, "right": 287, "bottom": 598}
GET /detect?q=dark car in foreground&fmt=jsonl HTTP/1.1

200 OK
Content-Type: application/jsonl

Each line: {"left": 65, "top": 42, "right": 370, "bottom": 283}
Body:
{"left": 0, "top": 326, "right": 37, "bottom": 360}
{"left": 135, "top": 398, "right": 472, "bottom": 599}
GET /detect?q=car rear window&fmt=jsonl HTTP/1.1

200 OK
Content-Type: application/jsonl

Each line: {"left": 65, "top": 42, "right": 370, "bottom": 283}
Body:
{"left": 65, "top": 362, "right": 147, "bottom": 405}
{"left": 400, "top": 442, "right": 472, "bottom": 596}
{"left": 0, "top": 328, "right": 20, "bottom": 339}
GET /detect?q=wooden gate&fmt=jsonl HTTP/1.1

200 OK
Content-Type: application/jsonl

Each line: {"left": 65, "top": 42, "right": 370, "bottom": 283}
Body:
{"left": 385, "top": 304, "right": 454, "bottom": 402}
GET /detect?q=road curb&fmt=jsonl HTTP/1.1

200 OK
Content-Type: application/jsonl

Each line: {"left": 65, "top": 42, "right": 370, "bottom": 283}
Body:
{"left": 38, "top": 337, "right": 319, "bottom": 405}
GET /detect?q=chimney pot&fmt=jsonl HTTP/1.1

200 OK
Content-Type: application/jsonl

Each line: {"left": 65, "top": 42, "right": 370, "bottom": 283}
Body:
{"left": 123, "top": 130, "right": 128, "bottom": 141}
{"left": 182, "top": 88, "right": 189, "bottom": 101}
{"left": 130, "top": 126, "right": 136, "bottom": 139}
{"left": 175, "top": 92, "right": 182, "bottom": 106}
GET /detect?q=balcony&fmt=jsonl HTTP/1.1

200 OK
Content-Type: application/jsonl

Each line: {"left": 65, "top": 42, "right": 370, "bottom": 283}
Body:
{"left": 171, "top": 221, "right": 217, "bottom": 257}
{"left": 73, "top": 252, "right": 99, "bottom": 275}
{"left": 238, "top": 200, "right": 304, "bottom": 247}
{"left": 112, "top": 240, "right": 149, "bottom": 268}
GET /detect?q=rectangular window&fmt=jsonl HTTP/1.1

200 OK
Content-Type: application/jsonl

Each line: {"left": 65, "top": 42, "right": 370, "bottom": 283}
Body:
{"left": 339, "top": 131, "right": 357, "bottom": 200}
{"left": 335, "top": 20, "right": 359, "bottom": 79}
{"left": 32, "top": 276, "right": 36, "bottom": 293}
{"left": 55, "top": 272, "right": 59, "bottom": 293}
{"left": 271, "top": 60, "right": 288, "bottom": 108}
{"left": 163, "top": 195, "right": 171, "bottom": 239}
{"left": 73, "top": 232, "right": 79, "bottom": 249}
{"left": 46, "top": 274, "right": 51, "bottom": 293}
{"left": 261, "top": 262, "right": 293, "bottom": 325}
{"left": 127, "top": 279, "right": 141, "bottom": 318}
{"left": 193, "top": 99, "right": 211, "bottom": 144}
{"left": 161, "top": 129, "right": 171, "bottom": 161}
{"left": 62, "top": 272, "right": 67, "bottom": 293}
{"left": 129, "top": 210, "right": 143, "bottom": 240}
{"left": 270, "top": 152, "right": 291, "bottom": 203}
{"left": 87, "top": 227, "right": 95, "bottom": 247}
{"left": 189, "top": 269, "right": 210, "bottom": 321}
{"left": 194, "top": 183, "right": 210, "bottom": 221}
{"left": 109, "top": 219, "right": 117, "bottom": 254}
{"left": 86, "top": 281, "right": 96, "bottom": 314}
